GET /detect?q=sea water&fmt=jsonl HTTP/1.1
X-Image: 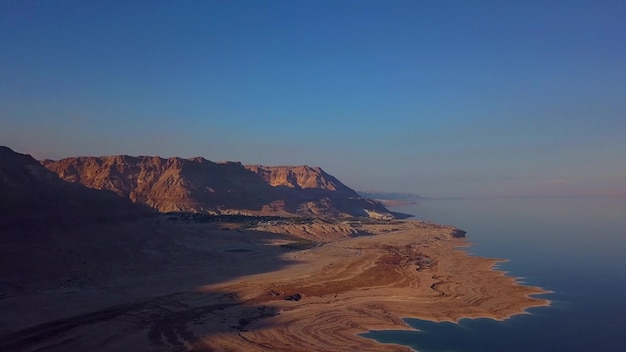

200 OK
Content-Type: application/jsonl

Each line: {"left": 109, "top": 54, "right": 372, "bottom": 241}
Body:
{"left": 362, "top": 197, "right": 626, "bottom": 352}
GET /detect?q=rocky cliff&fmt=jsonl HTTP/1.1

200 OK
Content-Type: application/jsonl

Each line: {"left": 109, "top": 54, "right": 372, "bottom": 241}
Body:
{"left": 42, "top": 155, "right": 394, "bottom": 218}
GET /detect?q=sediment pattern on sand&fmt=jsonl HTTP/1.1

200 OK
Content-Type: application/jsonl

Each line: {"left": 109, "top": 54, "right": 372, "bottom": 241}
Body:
{"left": 196, "top": 221, "right": 549, "bottom": 351}
{"left": 1, "top": 220, "right": 548, "bottom": 352}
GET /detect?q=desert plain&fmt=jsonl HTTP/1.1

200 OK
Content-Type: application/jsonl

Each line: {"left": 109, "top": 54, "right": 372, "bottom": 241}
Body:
{"left": 0, "top": 217, "right": 549, "bottom": 352}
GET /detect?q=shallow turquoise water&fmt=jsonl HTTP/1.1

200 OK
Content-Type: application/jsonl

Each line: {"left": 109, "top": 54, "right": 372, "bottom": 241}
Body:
{"left": 362, "top": 198, "right": 626, "bottom": 352}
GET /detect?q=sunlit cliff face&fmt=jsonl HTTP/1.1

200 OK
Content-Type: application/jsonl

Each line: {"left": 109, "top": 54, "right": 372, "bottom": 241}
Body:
{"left": 41, "top": 154, "right": 394, "bottom": 218}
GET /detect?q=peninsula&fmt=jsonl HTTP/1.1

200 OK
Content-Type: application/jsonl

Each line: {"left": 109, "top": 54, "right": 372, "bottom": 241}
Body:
{"left": 0, "top": 147, "right": 549, "bottom": 351}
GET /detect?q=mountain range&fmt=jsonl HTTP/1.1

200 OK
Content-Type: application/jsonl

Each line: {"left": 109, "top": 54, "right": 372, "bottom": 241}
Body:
{"left": 0, "top": 146, "right": 397, "bottom": 294}
{"left": 40, "top": 152, "right": 394, "bottom": 219}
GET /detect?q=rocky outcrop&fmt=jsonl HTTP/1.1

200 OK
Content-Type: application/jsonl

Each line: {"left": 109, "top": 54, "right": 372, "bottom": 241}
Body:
{"left": 41, "top": 155, "right": 394, "bottom": 218}
{"left": 451, "top": 229, "right": 467, "bottom": 238}
{"left": 244, "top": 165, "right": 350, "bottom": 192}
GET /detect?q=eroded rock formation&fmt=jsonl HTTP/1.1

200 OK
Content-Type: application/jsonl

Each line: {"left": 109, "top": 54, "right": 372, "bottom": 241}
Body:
{"left": 42, "top": 155, "right": 394, "bottom": 218}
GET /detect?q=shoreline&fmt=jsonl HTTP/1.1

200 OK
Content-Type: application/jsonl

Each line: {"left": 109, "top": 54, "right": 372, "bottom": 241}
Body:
{"left": 0, "top": 219, "right": 550, "bottom": 352}
{"left": 194, "top": 220, "right": 550, "bottom": 351}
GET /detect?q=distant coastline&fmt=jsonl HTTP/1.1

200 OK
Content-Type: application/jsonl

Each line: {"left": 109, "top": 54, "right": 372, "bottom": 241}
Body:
{"left": 358, "top": 191, "right": 421, "bottom": 212}
{"left": 374, "top": 199, "right": 416, "bottom": 206}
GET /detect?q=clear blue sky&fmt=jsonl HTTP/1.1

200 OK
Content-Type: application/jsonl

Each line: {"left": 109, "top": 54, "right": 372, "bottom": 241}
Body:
{"left": 1, "top": 0, "right": 625, "bottom": 197}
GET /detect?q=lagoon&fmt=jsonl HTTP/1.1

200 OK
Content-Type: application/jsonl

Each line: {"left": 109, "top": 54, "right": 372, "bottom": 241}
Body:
{"left": 364, "top": 197, "right": 626, "bottom": 352}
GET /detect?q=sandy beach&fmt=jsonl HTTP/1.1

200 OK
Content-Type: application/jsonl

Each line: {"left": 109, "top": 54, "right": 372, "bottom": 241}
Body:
{"left": 0, "top": 219, "right": 549, "bottom": 352}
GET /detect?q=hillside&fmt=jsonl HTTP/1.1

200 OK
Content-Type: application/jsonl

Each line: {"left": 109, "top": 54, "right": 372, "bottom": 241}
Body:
{"left": 0, "top": 147, "right": 157, "bottom": 294}
{"left": 42, "top": 155, "right": 395, "bottom": 218}
{"left": 0, "top": 147, "right": 153, "bottom": 228}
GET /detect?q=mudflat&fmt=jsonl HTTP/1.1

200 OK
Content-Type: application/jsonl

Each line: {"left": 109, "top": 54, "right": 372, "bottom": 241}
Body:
{"left": 0, "top": 219, "right": 548, "bottom": 352}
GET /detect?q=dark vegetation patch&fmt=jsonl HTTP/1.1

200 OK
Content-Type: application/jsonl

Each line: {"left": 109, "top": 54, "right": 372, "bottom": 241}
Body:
{"left": 284, "top": 293, "right": 302, "bottom": 301}
{"left": 165, "top": 212, "right": 314, "bottom": 226}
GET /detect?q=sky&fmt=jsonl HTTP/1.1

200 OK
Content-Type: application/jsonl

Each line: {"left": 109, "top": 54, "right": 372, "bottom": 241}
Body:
{"left": 1, "top": 0, "right": 625, "bottom": 198}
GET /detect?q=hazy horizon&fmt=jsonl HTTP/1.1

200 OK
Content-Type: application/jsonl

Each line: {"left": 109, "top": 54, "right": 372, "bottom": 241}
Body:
{"left": 2, "top": 1, "right": 624, "bottom": 198}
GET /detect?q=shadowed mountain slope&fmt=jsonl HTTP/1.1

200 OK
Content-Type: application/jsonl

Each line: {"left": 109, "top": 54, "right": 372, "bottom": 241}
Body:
{"left": 42, "top": 155, "right": 394, "bottom": 218}
{"left": 0, "top": 146, "right": 158, "bottom": 293}
{"left": 0, "top": 147, "right": 153, "bottom": 228}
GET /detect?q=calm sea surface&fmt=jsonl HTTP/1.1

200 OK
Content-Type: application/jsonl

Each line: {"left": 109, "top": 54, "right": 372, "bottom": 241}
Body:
{"left": 362, "top": 198, "right": 626, "bottom": 352}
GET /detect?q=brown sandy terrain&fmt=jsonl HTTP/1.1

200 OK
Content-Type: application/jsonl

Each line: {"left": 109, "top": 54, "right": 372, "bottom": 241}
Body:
{"left": 0, "top": 219, "right": 549, "bottom": 352}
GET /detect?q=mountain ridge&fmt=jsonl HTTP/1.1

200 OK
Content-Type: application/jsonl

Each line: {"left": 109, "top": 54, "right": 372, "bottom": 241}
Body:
{"left": 41, "top": 154, "right": 395, "bottom": 219}
{"left": 0, "top": 147, "right": 153, "bottom": 228}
